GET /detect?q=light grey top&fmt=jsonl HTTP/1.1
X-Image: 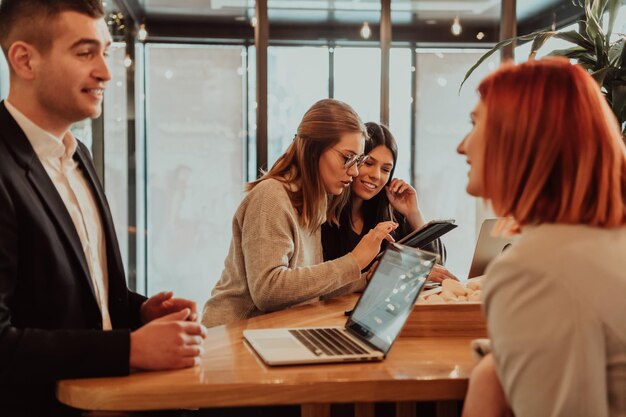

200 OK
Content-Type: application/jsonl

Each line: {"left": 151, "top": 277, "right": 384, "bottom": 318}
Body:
{"left": 484, "top": 223, "right": 626, "bottom": 417}
{"left": 202, "top": 178, "right": 363, "bottom": 327}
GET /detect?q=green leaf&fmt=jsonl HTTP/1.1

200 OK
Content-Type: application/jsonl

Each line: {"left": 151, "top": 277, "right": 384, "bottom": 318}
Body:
{"left": 611, "top": 83, "right": 626, "bottom": 125}
{"left": 585, "top": 1, "right": 605, "bottom": 44}
{"left": 609, "top": 38, "right": 625, "bottom": 65}
{"left": 554, "top": 30, "right": 595, "bottom": 50}
{"left": 547, "top": 47, "right": 598, "bottom": 70}
{"left": 459, "top": 30, "right": 549, "bottom": 92}
{"left": 619, "top": 37, "right": 626, "bottom": 67}
{"left": 530, "top": 32, "right": 558, "bottom": 58}
{"left": 594, "top": 29, "right": 608, "bottom": 68}
{"left": 606, "top": 0, "right": 621, "bottom": 39}
{"left": 592, "top": 66, "right": 611, "bottom": 84}
{"left": 459, "top": 48, "right": 503, "bottom": 93}
{"left": 590, "top": 0, "right": 609, "bottom": 23}
{"left": 548, "top": 46, "right": 595, "bottom": 58}
{"left": 579, "top": 55, "right": 602, "bottom": 69}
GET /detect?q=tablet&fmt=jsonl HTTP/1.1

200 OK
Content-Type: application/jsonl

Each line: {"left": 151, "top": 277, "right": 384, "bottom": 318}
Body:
{"left": 395, "top": 219, "right": 457, "bottom": 249}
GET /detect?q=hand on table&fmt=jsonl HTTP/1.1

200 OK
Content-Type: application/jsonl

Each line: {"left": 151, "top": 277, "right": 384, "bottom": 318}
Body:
{"left": 130, "top": 308, "right": 207, "bottom": 370}
{"left": 141, "top": 291, "right": 197, "bottom": 324}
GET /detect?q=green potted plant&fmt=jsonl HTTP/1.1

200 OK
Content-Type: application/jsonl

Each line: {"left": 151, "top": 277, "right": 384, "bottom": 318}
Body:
{"left": 462, "top": 0, "right": 626, "bottom": 136}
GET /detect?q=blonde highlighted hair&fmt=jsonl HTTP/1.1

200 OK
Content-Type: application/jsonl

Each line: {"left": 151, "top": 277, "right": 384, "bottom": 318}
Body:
{"left": 248, "top": 99, "right": 367, "bottom": 232}
{"left": 479, "top": 58, "right": 626, "bottom": 228}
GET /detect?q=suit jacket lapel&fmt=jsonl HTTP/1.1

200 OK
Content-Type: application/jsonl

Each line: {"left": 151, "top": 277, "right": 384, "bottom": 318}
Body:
{"left": 0, "top": 102, "right": 96, "bottom": 298}
{"left": 73, "top": 143, "right": 125, "bottom": 286}
{"left": 74, "top": 144, "right": 132, "bottom": 328}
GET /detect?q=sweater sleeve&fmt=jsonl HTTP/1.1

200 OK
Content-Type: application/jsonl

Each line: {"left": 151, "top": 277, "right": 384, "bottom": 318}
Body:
{"left": 484, "top": 254, "right": 609, "bottom": 417}
{"left": 240, "top": 181, "right": 361, "bottom": 312}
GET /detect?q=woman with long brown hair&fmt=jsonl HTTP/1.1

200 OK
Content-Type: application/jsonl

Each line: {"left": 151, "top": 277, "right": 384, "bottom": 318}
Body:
{"left": 202, "top": 99, "right": 397, "bottom": 327}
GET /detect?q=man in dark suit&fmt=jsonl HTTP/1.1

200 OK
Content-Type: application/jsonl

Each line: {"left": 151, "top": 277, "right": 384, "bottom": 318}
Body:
{"left": 0, "top": 1, "right": 206, "bottom": 415}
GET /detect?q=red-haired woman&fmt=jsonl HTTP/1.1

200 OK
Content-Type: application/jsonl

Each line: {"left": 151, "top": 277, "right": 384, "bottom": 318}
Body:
{"left": 459, "top": 58, "right": 626, "bottom": 417}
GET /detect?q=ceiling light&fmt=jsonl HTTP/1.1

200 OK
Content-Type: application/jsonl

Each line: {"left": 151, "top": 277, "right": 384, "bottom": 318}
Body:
{"left": 451, "top": 16, "right": 462, "bottom": 36}
{"left": 360, "top": 22, "right": 371, "bottom": 40}
{"left": 476, "top": 32, "right": 485, "bottom": 40}
{"left": 137, "top": 23, "right": 148, "bottom": 42}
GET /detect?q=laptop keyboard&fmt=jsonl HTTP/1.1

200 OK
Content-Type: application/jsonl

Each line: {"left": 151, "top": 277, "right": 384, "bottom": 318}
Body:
{"left": 289, "top": 328, "right": 370, "bottom": 356}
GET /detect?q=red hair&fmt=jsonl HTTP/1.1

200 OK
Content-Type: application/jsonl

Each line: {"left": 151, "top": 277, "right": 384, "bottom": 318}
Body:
{"left": 479, "top": 58, "right": 626, "bottom": 228}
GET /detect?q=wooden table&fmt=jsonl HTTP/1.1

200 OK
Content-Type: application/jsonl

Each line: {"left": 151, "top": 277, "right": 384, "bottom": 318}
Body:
{"left": 57, "top": 295, "right": 476, "bottom": 416}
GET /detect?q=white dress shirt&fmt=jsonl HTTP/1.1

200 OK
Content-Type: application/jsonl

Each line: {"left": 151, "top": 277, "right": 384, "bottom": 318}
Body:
{"left": 5, "top": 101, "right": 112, "bottom": 330}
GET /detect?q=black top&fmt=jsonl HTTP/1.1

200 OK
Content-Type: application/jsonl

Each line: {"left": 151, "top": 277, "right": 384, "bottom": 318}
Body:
{"left": 321, "top": 209, "right": 446, "bottom": 271}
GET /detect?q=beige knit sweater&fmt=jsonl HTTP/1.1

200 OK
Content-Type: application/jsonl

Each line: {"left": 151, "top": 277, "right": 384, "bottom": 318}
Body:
{"left": 202, "top": 178, "right": 363, "bottom": 327}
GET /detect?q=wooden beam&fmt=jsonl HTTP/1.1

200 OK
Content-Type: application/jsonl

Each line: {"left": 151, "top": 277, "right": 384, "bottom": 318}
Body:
{"left": 380, "top": 0, "right": 391, "bottom": 125}
{"left": 500, "top": 0, "right": 516, "bottom": 61}
{"left": 255, "top": 0, "right": 268, "bottom": 175}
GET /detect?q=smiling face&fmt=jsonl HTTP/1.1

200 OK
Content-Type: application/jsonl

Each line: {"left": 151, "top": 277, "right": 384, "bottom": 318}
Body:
{"left": 457, "top": 99, "right": 487, "bottom": 197}
{"left": 351, "top": 145, "right": 394, "bottom": 201}
{"left": 318, "top": 131, "right": 365, "bottom": 195}
{"left": 30, "top": 11, "right": 111, "bottom": 132}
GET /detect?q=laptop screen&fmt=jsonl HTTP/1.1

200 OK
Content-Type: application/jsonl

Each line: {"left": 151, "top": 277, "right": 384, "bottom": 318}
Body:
{"left": 468, "top": 219, "right": 516, "bottom": 278}
{"left": 345, "top": 244, "right": 437, "bottom": 354}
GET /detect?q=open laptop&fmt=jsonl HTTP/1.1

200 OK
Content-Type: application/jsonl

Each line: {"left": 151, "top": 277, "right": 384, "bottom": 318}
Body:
{"left": 243, "top": 244, "right": 437, "bottom": 366}
{"left": 467, "top": 219, "right": 517, "bottom": 278}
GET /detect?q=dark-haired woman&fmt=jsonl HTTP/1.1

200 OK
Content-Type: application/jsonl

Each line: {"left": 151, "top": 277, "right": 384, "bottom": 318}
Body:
{"left": 322, "top": 122, "right": 457, "bottom": 282}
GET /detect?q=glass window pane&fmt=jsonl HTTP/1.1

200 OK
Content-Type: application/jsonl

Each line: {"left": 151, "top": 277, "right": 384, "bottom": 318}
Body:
{"left": 267, "top": 46, "right": 329, "bottom": 166}
{"left": 389, "top": 48, "right": 412, "bottom": 184}
{"left": 0, "top": 53, "right": 8, "bottom": 100}
{"left": 103, "top": 42, "right": 129, "bottom": 275}
{"left": 70, "top": 119, "right": 93, "bottom": 150}
{"left": 134, "top": 42, "right": 147, "bottom": 295}
{"left": 334, "top": 47, "right": 381, "bottom": 124}
{"left": 247, "top": 46, "right": 256, "bottom": 181}
{"left": 145, "top": 44, "right": 245, "bottom": 305}
{"left": 415, "top": 50, "right": 499, "bottom": 278}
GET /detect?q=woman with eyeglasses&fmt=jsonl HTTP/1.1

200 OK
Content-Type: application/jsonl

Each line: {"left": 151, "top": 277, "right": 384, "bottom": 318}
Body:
{"left": 322, "top": 122, "right": 457, "bottom": 282}
{"left": 202, "top": 99, "right": 397, "bottom": 327}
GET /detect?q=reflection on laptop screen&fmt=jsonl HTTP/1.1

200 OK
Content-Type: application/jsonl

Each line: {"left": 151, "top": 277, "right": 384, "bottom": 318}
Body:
{"left": 346, "top": 245, "right": 436, "bottom": 354}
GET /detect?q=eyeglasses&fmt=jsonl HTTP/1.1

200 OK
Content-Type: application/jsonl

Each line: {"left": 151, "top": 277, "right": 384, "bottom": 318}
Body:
{"left": 333, "top": 149, "right": 369, "bottom": 169}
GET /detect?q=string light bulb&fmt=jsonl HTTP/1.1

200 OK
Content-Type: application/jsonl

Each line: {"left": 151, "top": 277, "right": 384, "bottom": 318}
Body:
{"left": 123, "top": 54, "right": 133, "bottom": 68}
{"left": 138, "top": 23, "right": 148, "bottom": 41}
{"left": 360, "top": 21, "right": 371, "bottom": 39}
{"left": 451, "top": 16, "right": 462, "bottom": 36}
